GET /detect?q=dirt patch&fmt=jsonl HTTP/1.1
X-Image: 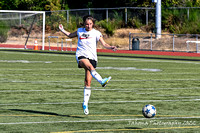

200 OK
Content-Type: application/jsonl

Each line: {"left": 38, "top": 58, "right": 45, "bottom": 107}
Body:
{"left": 5, "top": 27, "right": 142, "bottom": 50}
{"left": 3, "top": 27, "right": 200, "bottom": 52}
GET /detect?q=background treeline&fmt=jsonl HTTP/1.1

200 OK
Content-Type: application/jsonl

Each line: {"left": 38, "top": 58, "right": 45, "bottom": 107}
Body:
{"left": 1, "top": 0, "right": 200, "bottom": 11}
{"left": 1, "top": 0, "right": 200, "bottom": 36}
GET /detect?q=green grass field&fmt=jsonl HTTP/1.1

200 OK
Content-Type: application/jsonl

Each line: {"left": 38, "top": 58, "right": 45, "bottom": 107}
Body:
{"left": 0, "top": 49, "right": 200, "bottom": 133}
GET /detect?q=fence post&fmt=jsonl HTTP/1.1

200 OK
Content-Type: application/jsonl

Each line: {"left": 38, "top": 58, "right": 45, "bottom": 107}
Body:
{"left": 106, "top": 9, "right": 108, "bottom": 23}
{"left": 173, "top": 34, "right": 175, "bottom": 51}
{"left": 129, "top": 32, "right": 131, "bottom": 50}
{"left": 151, "top": 34, "right": 153, "bottom": 50}
{"left": 89, "top": 8, "right": 91, "bottom": 15}
{"left": 196, "top": 34, "right": 198, "bottom": 41}
{"left": 146, "top": 9, "right": 148, "bottom": 25}
{"left": 187, "top": 8, "right": 189, "bottom": 20}
{"left": 19, "top": 13, "right": 21, "bottom": 25}
{"left": 125, "top": 8, "right": 127, "bottom": 26}
{"left": 196, "top": 34, "right": 198, "bottom": 53}
{"left": 67, "top": 10, "right": 69, "bottom": 24}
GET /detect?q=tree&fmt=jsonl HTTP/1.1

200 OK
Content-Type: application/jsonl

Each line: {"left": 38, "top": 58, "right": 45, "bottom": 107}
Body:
{"left": 45, "top": 0, "right": 61, "bottom": 11}
{"left": 0, "top": 0, "right": 18, "bottom": 10}
{"left": 1, "top": 0, "right": 200, "bottom": 11}
{"left": 0, "top": 0, "right": 61, "bottom": 11}
{"left": 60, "top": 0, "right": 69, "bottom": 10}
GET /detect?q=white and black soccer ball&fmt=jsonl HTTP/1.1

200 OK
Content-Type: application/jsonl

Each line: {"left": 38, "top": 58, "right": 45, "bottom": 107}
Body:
{"left": 142, "top": 104, "right": 156, "bottom": 118}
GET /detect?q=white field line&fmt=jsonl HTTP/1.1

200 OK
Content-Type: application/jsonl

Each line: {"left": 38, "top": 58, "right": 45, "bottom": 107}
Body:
{"left": 0, "top": 89, "right": 83, "bottom": 93}
{"left": 0, "top": 67, "right": 199, "bottom": 71}
{"left": 0, "top": 80, "right": 83, "bottom": 83}
{"left": 0, "top": 60, "right": 53, "bottom": 63}
{"left": 117, "top": 79, "right": 200, "bottom": 81}
{"left": 0, "top": 51, "right": 75, "bottom": 57}
{"left": 0, "top": 68, "right": 81, "bottom": 71}
{"left": 0, "top": 117, "right": 200, "bottom": 125}
{"left": 0, "top": 60, "right": 75, "bottom": 63}
{"left": 99, "top": 57, "right": 200, "bottom": 65}
{"left": 130, "top": 87, "right": 200, "bottom": 90}
{"left": 1, "top": 51, "right": 200, "bottom": 65}
{"left": 177, "top": 96, "right": 200, "bottom": 98}
{"left": 0, "top": 78, "right": 199, "bottom": 83}
{"left": 0, "top": 74, "right": 84, "bottom": 76}
{"left": 0, "top": 87, "right": 200, "bottom": 93}
{"left": 136, "top": 92, "right": 159, "bottom": 94}
{"left": 1, "top": 99, "right": 200, "bottom": 106}
{"left": 96, "top": 67, "right": 162, "bottom": 72}
{"left": 0, "top": 73, "right": 199, "bottom": 76}
{"left": 121, "top": 87, "right": 200, "bottom": 90}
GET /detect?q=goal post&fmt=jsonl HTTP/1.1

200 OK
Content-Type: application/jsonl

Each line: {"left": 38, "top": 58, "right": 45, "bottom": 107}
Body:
{"left": 0, "top": 10, "right": 45, "bottom": 50}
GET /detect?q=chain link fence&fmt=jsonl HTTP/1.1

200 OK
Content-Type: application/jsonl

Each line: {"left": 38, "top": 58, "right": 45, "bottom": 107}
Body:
{"left": 46, "top": 7, "right": 156, "bottom": 26}
{"left": 129, "top": 33, "right": 200, "bottom": 53}
{"left": 47, "top": 7, "right": 200, "bottom": 28}
{"left": 45, "top": 7, "right": 200, "bottom": 52}
{"left": 1, "top": 7, "right": 200, "bottom": 52}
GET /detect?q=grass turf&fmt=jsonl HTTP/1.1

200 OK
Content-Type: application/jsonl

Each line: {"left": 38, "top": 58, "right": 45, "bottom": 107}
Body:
{"left": 0, "top": 49, "right": 200, "bottom": 133}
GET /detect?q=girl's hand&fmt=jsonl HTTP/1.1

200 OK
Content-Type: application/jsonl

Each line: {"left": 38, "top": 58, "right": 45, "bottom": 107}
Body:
{"left": 59, "top": 24, "right": 64, "bottom": 32}
{"left": 111, "top": 46, "right": 117, "bottom": 51}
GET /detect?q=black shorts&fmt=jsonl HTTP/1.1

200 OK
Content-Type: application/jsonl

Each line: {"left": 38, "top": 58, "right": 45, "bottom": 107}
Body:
{"left": 78, "top": 56, "right": 97, "bottom": 68}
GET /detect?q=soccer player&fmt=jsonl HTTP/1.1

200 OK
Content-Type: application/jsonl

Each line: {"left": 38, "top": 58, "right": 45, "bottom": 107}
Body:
{"left": 59, "top": 15, "right": 117, "bottom": 115}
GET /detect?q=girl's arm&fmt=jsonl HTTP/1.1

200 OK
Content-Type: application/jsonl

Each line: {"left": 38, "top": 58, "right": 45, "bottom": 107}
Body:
{"left": 99, "top": 37, "right": 117, "bottom": 51}
{"left": 59, "top": 24, "right": 77, "bottom": 38}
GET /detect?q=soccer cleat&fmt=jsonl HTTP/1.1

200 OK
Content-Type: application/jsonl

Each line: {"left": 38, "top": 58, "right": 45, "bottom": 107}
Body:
{"left": 82, "top": 103, "right": 89, "bottom": 115}
{"left": 101, "top": 76, "right": 112, "bottom": 87}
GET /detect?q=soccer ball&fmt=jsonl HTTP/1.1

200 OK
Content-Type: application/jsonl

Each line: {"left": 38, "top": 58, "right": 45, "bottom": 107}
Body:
{"left": 142, "top": 104, "right": 156, "bottom": 118}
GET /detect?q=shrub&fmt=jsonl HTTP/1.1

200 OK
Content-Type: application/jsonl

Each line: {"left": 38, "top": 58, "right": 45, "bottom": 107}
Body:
{"left": 162, "top": 8, "right": 200, "bottom": 34}
{"left": 0, "top": 21, "right": 10, "bottom": 43}
{"left": 66, "top": 16, "right": 82, "bottom": 32}
{"left": 162, "top": 9, "right": 182, "bottom": 33}
{"left": 112, "top": 11, "right": 125, "bottom": 28}
{"left": 127, "top": 17, "right": 143, "bottom": 28}
{"left": 46, "top": 12, "right": 67, "bottom": 32}
{"left": 96, "top": 20, "right": 116, "bottom": 36}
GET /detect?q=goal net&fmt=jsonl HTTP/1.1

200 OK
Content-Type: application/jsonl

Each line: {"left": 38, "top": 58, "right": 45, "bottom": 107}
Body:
{"left": 0, "top": 10, "right": 45, "bottom": 50}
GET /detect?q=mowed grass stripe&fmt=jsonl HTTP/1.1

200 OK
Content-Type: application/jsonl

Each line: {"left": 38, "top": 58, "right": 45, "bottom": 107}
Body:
{"left": 1, "top": 50, "right": 200, "bottom": 65}
{"left": 1, "top": 87, "right": 200, "bottom": 93}
{"left": 0, "top": 114, "right": 199, "bottom": 117}
{"left": 1, "top": 99, "right": 200, "bottom": 106}
{"left": 0, "top": 117, "right": 200, "bottom": 125}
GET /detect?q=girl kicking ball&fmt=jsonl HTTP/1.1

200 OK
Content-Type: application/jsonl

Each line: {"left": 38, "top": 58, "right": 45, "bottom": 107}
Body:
{"left": 59, "top": 15, "right": 117, "bottom": 115}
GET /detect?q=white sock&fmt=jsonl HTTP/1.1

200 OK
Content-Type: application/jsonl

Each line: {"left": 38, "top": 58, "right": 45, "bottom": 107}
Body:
{"left": 83, "top": 86, "right": 91, "bottom": 105}
{"left": 90, "top": 70, "right": 103, "bottom": 84}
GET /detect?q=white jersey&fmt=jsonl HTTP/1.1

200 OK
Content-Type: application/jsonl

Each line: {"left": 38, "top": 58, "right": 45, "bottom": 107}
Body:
{"left": 76, "top": 28, "right": 102, "bottom": 62}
